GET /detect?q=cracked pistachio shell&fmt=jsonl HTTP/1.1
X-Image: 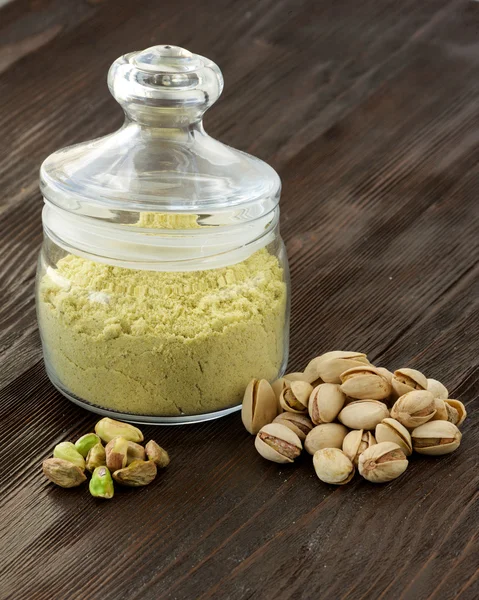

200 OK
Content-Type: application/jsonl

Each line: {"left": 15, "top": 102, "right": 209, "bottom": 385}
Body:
{"left": 358, "top": 442, "right": 408, "bottom": 483}
{"left": 75, "top": 433, "right": 102, "bottom": 458}
{"left": 305, "top": 423, "right": 349, "bottom": 455}
{"left": 342, "top": 429, "right": 376, "bottom": 465}
{"left": 444, "top": 400, "right": 466, "bottom": 427}
{"left": 313, "top": 448, "right": 355, "bottom": 485}
{"left": 86, "top": 443, "right": 106, "bottom": 472}
{"left": 391, "top": 368, "right": 428, "bottom": 397}
{"left": 105, "top": 437, "right": 129, "bottom": 472}
{"left": 255, "top": 423, "right": 302, "bottom": 464}
{"left": 53, "top": 442, "right": 86, "bottom": 470}
{"left": 390, "top": 390, "right": 436, "bottom": 429}
{"left": 411, "top": 421, "right": 462, "bottom": 455}
{"left": 427, "top": 378, "right": 448, "bottom": 400}
{"left": 280, "top": 381, "right": 313, "bottom": 414}
{"left": 43, "top": 458, "right": 87, "bottom": 488}
{"left": 126, "top": 441, "right": 146, "bottom": 465}
{"left": 145, "top": 440, "right": 170, "bottom": 468}
{"left": 308, "top": 383, "right": 345, "bottom": 425}
{"left": 95, "top": 418, "right": 144, "bottom": 444}
{"left": 338, "top": 400, "right": 389, "bottom": 430}
{"left": 113, "top": 460, "right": 157, "bottom": 487}
{"left": 303, "top": 351, "right": 369, "bottom": 384}
{"left": 89, "top": 466, "right": 114, "bottom": 499}
{"left": 375, "top": 418, "right": 412, "bottom": 456}
{"left": 339, "top": 366, "right": 391, "bottom": 400}
{"left": 431, "top": 398, "right": 448, "bottom": 421}
{"left": 242, "top": 379, "right": 278, "bottom": 434}
{"left": 273, "top": 413, "right": 314, "bottom": 441}
{"left": 283, "top": 372, "right": 310, "bottom": 382}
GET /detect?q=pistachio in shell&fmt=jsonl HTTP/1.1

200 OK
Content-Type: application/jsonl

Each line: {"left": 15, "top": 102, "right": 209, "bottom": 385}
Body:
{"left": 358, "top": 442, "right": 408, "bottom": 483}
{"left": 303, "top": 351, "right": 369, "bottom": 384}
{"left": 390, "top": 390, "right": 436, "bottom": 429}
{"left": 308, "top": 383, "right": 345, "bottom": 425}
{"left": 305, "top": 423, "right": 349, "bottom": 455}
{"left": 242, "top": 378, "right": 278, "bottom": 434}
{"left": 339, "top": 366, "right": 391, "bottom": 400}
{"left": 342, "top": 429, "right": 376, "bottom": 465}
{"left": 280, "top": 381, "right": 313, "bottom": 414}
{"left": 255, "top": 423, "right": 302, "bottom": 464}
{"left": 411, "top": 421, "right": 462, "bottom": 455}
{"left": 426, "top": 378, "right": 448, "bottom": 400}
{"left": 338, "top": 400, "right": 389, "bottom": 430}
{"left": 375, "top": 418, "right": 412, "bottom": 456}
{"left": 391, "top": 368, "right": 427, "bottom": 397}
{"left": 313, "top": 448, "right": 355, "bottom": 485}
{"left": 444, "top": 399, "right": 467, "bottom": 427}
{"left": 273, "top": 413, "right": 314, "bottom": 441}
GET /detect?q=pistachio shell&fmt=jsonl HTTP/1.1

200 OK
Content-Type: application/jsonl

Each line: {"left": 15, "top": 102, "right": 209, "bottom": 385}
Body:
{"left": 375, "top": 418, "right": 412, "bottom": 456}
{"left": 338, "top": 400, "right": 389, "bottom": 430}
{"left": 304, "top": 351, "right": 369, "bottom": 384}
{"left": 342, "top": 429, "right": 376, "bottom": 465}
{"left": 444, "top": 399, "right": 467, "bottom": 427}
{"left": 430, "top": 398, "right": 448, "bottom": 421}
{"left": 339, "top": 366, "right": 391, "bottom": 400}
{"left": 376, "top": 367, "right": 394, "bottom": 384}
{"left": 255, "top": 423, "right": 302, "bottom": 464}
{"left": 358, "top": 442, "right": 408, "bottom": 483}
{"left": 305, "top": 423, "right": 349, "bottom": 455}
{"left": 427, "top": 378, "right": 448, "bottom": 400}
{"left": 271, "top": 378, "right": 289, "bottom": 412}
{"left": 308, "top": 383, "right": 345, "bottom": 424}
{"left": 242, "top": 379, "right": 278, "bottom": 434}
{"left": 273, "top": 413, "right": 313, "bottom": 441}
{"left": 411, "top": 421, "right": 462, "bottom": 455}
{"left": 313, "top": 448, "right": 355, "bottom": 485}
{"left": 283, "top": 372, "right": 310, "bottom": 382}
{"left": 391, "top": 368, "right": 427, "bottom": 397}
{"left": 390, "top": 390, "right": 436, "bottom": 429}
{"left": 280, "top": 381, "right": 313, "bottom": 413}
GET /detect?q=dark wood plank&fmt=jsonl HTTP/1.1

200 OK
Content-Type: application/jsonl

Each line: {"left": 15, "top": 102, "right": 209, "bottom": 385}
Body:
{"left": 1, "top": 0, "right": 478, "bottom": 599}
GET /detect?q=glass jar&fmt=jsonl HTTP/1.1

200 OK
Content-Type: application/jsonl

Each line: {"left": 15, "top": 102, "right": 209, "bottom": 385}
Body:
{"left": 35, "top": 45, "right": 290, "bottom": 424}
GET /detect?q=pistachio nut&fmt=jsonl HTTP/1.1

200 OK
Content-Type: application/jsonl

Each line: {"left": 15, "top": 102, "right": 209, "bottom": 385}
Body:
{"left": 89, "top": 466, "right": 114, "bottom": 499}
{"left": 304, "top": 351, "right": 369, "bottom": 384}
{"left": 411, "top": 421, "right": 462, "bottom": 455}
{"left": 255, "top": 423, "right": 302, "bottom": 464}
{"left": 127, "top": 441, "right": 146, "bottom": 465}
{"left": 242, "top": 378, "right": 278, "bottom": 434}
{"left": 86, "top": 442, "right": 106, "bottom": 472}
{"left": 273, "top": 413, "right": 314, "bottom": 441}
{"left": 105, "top": 437, "right": 129, "bottom": 472}
{"left": 444, "top": 399, "right": 467, "bottom": 427}
{"left": 305, "top": 423, "right": 349, "bottom": 455}
{"left": 375, "top": 418, "right": 412, "bottom": 456}
{"left": 43, "top": 458, "right": 87, "bottom": 488}
{"left": 391, "top": 368, "right": 427, "bottom": 397}
{"left": 308, "top": 383, "right": 345, "bottom": 425}
{"left": 431, "top": 398, "right": 448, "bottom": 421}
{"left": 313, "top": 448, "right": 355, "bottom": 485}
{"left": 358, "top": 442, "right": 408, "bottom": 483}
{"left": 338, "top": 400, "right": 389, "bottom": 430}
{"left": 113, "top": 460, "right": 157, "bottom": 487}
{"left": 75, "top": 433, "right": 102, "bottom": 458}
{"left": 283, "top": 372, "right": 310, "bottom": 382}
{"left": 390, "top": 390, "right": 436, "bottom": 429}
{"left": 427, "top": 378, "right": 448, "bottom": 400}
{"left": 53, "top": 442, "right": 86, "bottom": 470}
{"left": 376, "top": 367, "right": 394, "bottom": 384}
{"left": 339, "top": 366, "right": 391, "bottom": 400}
{"left": 280, "top": 381, "right": 313, "bottom": 414}
{"left": 95, "top": 418, "right": 144, "bottom": 444}
{"left": 271, "top": 378, "right": 289, "bottom": 412}
{"left": 145, "top": 440, "right": 170, "bottom": 468}
{"left": 342, "top": 429, "right": 376, "bottom": 466}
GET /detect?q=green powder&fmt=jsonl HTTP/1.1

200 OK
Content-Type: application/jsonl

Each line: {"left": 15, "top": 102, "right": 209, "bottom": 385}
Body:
{"left": 38, "top": 249, "right": 287, "bottom": 416}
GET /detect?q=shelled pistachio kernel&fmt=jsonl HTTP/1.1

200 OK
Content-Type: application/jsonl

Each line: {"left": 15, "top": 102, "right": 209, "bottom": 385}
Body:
{"left": 113, "top": 460, "right": 157, "bottom": 487}
{"left": 145, "top": 440, "right": 170, "bottom": 468}
{"left": 375, "top": 418, "right": 412, "bottom": 456}
{"left": 339, "top": 366, "right": 391, "bottom": 400}
{"left": 390, "top": 390, "right": 436, "bottom": 429}
{"left": 43, "top": 458, "right": 87, "bottom": 488}
{"left": 280, "top": 381, "right": 313, "bottom": 414}
{"left": 313, "top": 448, "right": 355, "bottom": 485}
{"left": 308, "top": 383, "right": 345, "bottom": 425}
{"left": 105, "top": 437, "right": 129, "bottom": 471}
{"left": 411, "top": 421, "right": 462, "bottom": 455}
{"left": 273, "top": 413, "right": 313, "bottom": 441}
{"left": 342, "top": 429, "right": 376, "bottom": 466}
{"left": 358, "top": 442, "right": 408, "bottom": 483}
{"left": 126, "top": 441, "right": 146, "bottom": 465}
{"left": 75, "top": 433, "right": 101, "bottom": 458}
{"left": 53, "top": 442, "right": 86, "bottom": 470}
{"left": 305, "top": 423, "right": 349, "bottom": 455}
{"left": 255, "top": 423, "right": 302, "bottom": 464}
{"left": 89, "top": 466, "right": 114, "bottom": 499}
{"left": 391, "top": 368, "right": 427, "bottom": 397}
{"left": 303, "top": 351, "right": 369, "bottom": 384}
{"left": 427, "top": 378, "right": 448, "bottom": 400}
{"left": 95, "top": 418, "right": 144, "bottom": 444}
{"left": 86, "top": 443, "right": 106, "bottom": 472}
{"left": 242, "top": 378, "right": 278, "bottom": 434}
{"left": 338, "top": 400, "right": 389, "bottom": 430}
{"left": 444, "top": 399, "right": 467, "bottom": 427}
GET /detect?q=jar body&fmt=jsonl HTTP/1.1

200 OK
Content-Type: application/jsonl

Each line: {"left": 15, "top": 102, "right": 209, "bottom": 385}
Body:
{"left": 35, "top": 230, "right": 290, "bottom": 424}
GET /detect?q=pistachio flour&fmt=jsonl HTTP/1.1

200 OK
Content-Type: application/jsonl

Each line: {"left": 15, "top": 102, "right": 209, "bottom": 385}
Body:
{"left": 38, "top": 249, "right": 287, "bottom": 416}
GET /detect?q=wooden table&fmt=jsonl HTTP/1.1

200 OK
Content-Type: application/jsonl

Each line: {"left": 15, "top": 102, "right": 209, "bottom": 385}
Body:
{"left": 1, "top": 1, "right": 478, "bottom": 598}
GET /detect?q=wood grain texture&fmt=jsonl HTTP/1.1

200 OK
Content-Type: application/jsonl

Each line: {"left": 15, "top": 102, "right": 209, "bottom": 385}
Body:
{"left": 0, "top": 0, "right": 478, "bottom": 599}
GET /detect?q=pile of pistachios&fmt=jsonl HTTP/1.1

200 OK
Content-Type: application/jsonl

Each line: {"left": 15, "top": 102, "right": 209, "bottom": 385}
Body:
{"left": 42, "top": 418, "right": 169, "bottom": 499}
{"left": 242, "top": 351, "right": 467, "bottom": 485}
